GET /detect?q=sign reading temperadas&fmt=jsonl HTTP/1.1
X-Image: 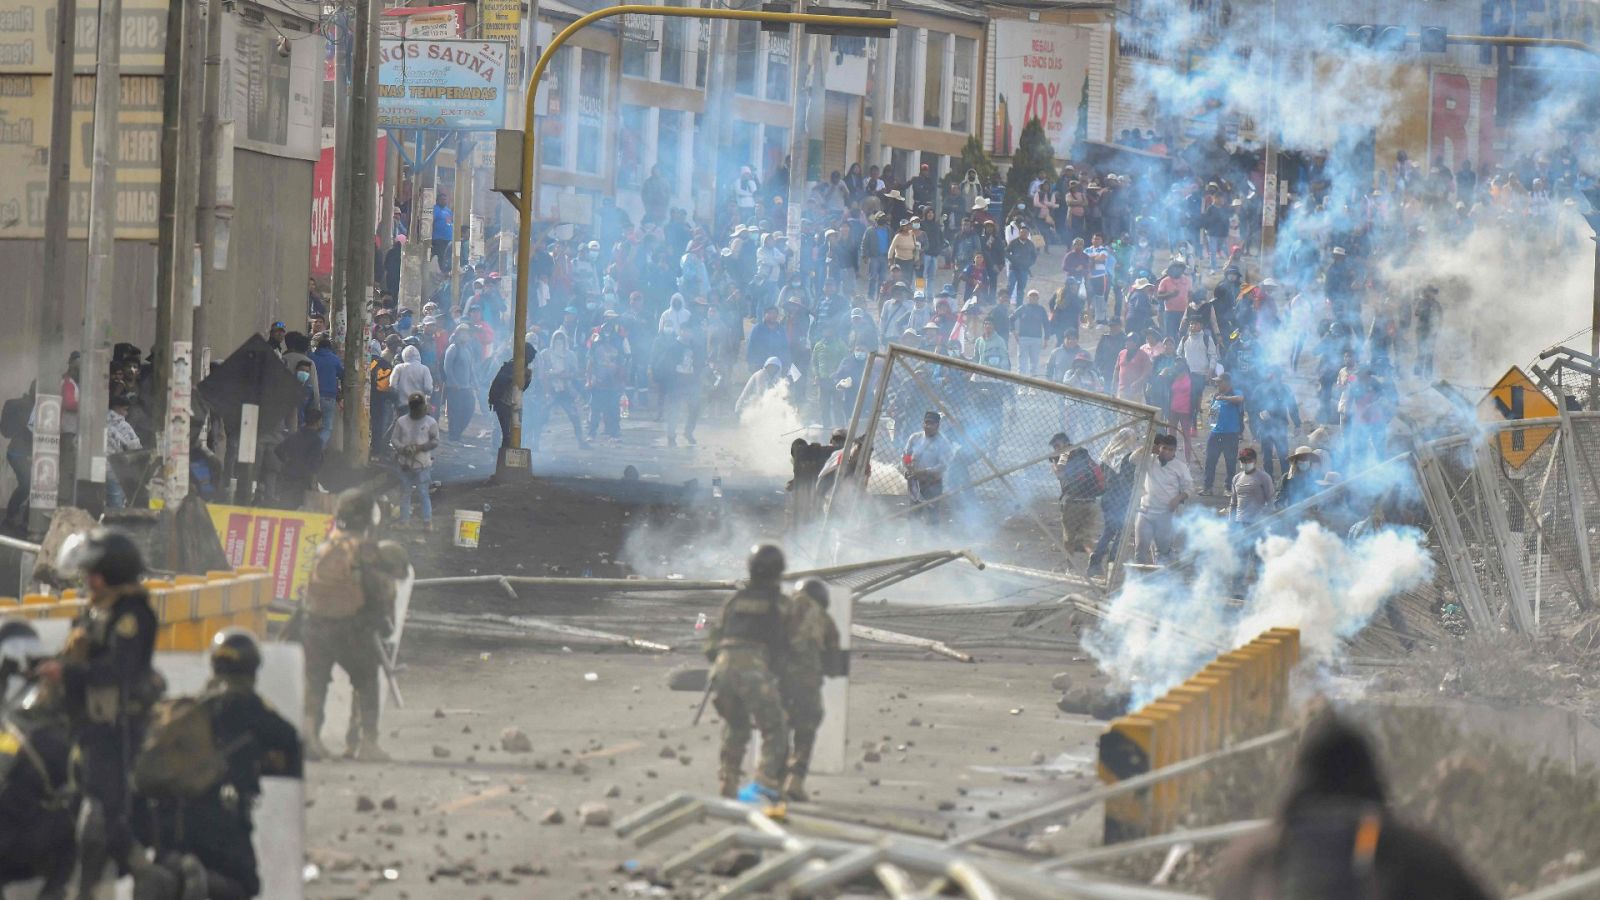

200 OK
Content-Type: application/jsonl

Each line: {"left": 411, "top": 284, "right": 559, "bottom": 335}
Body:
{"left": 378, "top": 38, "right": 508, "bottom": 131}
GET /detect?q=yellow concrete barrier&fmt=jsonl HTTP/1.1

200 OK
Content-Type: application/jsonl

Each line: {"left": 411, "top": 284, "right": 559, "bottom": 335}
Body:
{"left": 1099, "top": 627, "right": 1300, "bottom": 842}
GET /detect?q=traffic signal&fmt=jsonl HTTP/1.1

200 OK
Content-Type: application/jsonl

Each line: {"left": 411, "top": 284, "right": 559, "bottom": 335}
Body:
{"left": 1419, "top": 26, "right": 1447, "bottom": 53}
{"left": 1327, "top": 23, "right": 1412, "bottom": 51}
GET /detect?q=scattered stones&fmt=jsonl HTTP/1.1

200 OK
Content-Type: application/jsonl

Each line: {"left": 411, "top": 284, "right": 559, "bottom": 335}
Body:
{"left": 500, "top": 727, "right": 534, "bottom": 754}
{"left": 380, "top": 795, "right": 398, "bottom": 811}
{"left": 577, "top": 802, "right": 613, "bottom": 827}
{"left": 604, "top": 784, "right": 622, "bottom": 798}
{"left": 1030, "top": 750, "right": 1047, "bottom": 766}
{"left": 937, "top": 800, "right": 956, "bottom": 811}
{"left": 378, "top": 823, "right": 405, "bottom": 836}
{"left": 659, "top": 746, "right": 677, "bottom": 759}
{"left": 541, "top": 808, "right": 566, "bottom": 825}
{"left": 355, "top": 796, "right": 376, "bottom": 813}
{"left": 1051, "top": 672, "right": 1074, "bottom": 692}
{"left": 433, "top": 708, "right": 446, "bottom": 719}
{"left": 862, "top": 750, "right": 882, "bottom": 763}
{"left": 432, "top": 745, "right": 452, "bottom": 759}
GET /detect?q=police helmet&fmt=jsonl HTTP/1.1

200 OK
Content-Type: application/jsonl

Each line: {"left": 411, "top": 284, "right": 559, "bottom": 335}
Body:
{"left": 58, "top": 527, "right": 145, "bottom": 586}
{"left": 374, "top": 540, "right": 413, "bottom": 579}
{"left": 797, "top": 578, "right": 830, "bottom": 609}
{"left": 748, "top": 543, "right": 785, "bottom": 581}
{"left": 0, "top": 618, "right": 44, "bottom": 703}
{"left": 335, "top": 489, "right": 381, "bottom": 531}
{"left": 210, "top": 628, "right": 262, "bottom": 677}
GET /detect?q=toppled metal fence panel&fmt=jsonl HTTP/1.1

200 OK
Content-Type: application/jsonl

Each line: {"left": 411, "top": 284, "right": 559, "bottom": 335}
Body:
{"left": 825, "top": 345, "right": 1162, "bottom": 580}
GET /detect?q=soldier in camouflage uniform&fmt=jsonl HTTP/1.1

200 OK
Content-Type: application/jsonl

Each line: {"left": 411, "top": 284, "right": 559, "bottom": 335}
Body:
{"left": 705, "top": 544, "right": 791, "bottom": 801}
{"left": 777, "top": 577, "right": 844, "bottom": 802}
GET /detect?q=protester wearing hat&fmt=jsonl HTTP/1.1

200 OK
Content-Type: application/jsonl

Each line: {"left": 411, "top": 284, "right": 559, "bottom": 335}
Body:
{"left": 902, "top": 411, "right": 952, "bottom": 526}
{"left": 1276, "top": 445, "right": 1324, "bottom": 511}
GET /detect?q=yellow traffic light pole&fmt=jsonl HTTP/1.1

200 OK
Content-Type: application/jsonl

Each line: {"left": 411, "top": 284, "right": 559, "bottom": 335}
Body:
{"left": 499, "top": 5, "right": 896, "bottom": 472}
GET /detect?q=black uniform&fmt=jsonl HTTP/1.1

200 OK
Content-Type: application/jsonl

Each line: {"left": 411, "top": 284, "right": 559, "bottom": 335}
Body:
{"left": 303, "top": 531, "right": 394, "bottom": 753}
{"left": 147, "top": 680, "right": 303, "bottom": 899}
{"left": 61, "top": 587, "right": 160, "bottom": 866}
{"left": 0, "top": 697, "right": 75, "bottom": 893}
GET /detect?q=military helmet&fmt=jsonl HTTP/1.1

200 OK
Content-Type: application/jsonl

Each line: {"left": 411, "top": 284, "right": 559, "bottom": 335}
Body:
{"left": 210, "top": 627, "right": 262, "bottom": 677}
{"left": 58, "top": 527, "right": 145, "bottom": 586}
{"left": 797, "top": 578, "right": 830, "bottom": 609}
{"left": 374, "top": 540, "right": 412, "bottom": 579}
{"left": 335, "top": 489, "right": 381, "bottom": 531}
{"left": 747, "top": 543, "right": 785, "bottom": 580}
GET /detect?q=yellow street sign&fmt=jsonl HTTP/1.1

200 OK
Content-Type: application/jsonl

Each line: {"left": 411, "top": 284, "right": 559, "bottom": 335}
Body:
{"left": 1478, "top": 366, "right": 1558, "bottom": 470}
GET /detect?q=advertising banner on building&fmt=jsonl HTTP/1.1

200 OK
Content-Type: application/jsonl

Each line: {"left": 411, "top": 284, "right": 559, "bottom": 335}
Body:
{"left": 222, "top": 12, "right": 322, "bottom": 161}
{"left": 207, "top": 503, "right": 336, "bottom": 604}
{"left": 309, "top": 134, "right": 385, "bottom": 277}
{"left": 0, "top": 73, "right": 162, "bottom": 239}
{"left": 481, "top": 0, "right": 521, "bottom": 42}
{"left": 379, "top": 4, "right": 466, "bottom": 39}
{"left": 378, "top": 38, "right": 508, "bottom": 130}
{"left": 0, "top": 0, "right": 170, "bottom": 75}
{"left": 991, "top": 20, "right": 1094, "bottom": 156}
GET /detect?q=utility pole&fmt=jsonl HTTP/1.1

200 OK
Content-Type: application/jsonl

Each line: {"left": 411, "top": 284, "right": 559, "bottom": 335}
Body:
{"left": 341, "top": 0, "right": 381, "bottom": 463}
{"left": 865, "top": 0, "right": 888, "bottom": 171}
{"left": 31, "top": 0, "right": 76, "bottom": 527}
{"left": 330, "top": 13, "right": 352, "bottom": 342}
{"left": 153, "top": 0, "right": 188, "bottom": 434}
{"left": 195, "top": 0, "right": 226, "bottom": 357}
{"left": 785, "top": 25, "right": 809, "bottom": 253}
{"left": 1257, "top": 0, "right": 1279, "bottom": 263}
{"left": 162, "top": 0, "right": 205, "bottom": 507}
{"left": 449, "top": 134, "right": 466, "bottom": 310}
{"left": 79, "top": 0, "right": 125, "bottom": 513}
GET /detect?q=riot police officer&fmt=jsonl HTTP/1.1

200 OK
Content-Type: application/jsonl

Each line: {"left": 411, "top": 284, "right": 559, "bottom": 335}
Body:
{"left": 302, "top": 490, "right": 399, "bottom": 761}
{"left": 143, "top": 628, "right": 303, "bottom": 899}
{"left": 705, "top": 543, "right": 791, "bottom": 802}
{"left": 35, "top": 527, "right": 162, "bottom": 896}
{"left": 0, "top": 619, "right": 75, "bottom": 898}
{"left": 776, "top": 578, "right": 844, "bottom": 802}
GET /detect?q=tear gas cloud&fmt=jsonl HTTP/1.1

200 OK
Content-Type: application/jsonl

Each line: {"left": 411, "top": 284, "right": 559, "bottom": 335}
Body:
{"left": 1082, "top": 514, "right": 1434, "bottom": 708}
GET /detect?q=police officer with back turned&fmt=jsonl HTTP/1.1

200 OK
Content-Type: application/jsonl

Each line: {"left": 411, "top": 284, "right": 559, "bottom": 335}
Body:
{"left": 302, "top": 489, "right": 399, "bottom": 762}
{"left": 705, "top": 543, "right": 792, "bottom": 802}
{"left": 776, "top": 577, "right": 844, "bottom": 802}
{"left": 142, "top": 628, "right": 303, "bottom": 899}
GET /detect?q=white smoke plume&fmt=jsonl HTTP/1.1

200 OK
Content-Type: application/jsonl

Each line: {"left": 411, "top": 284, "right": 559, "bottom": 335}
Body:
{"left": 1083, "top": 515, "right": 1434, "bottom": 709}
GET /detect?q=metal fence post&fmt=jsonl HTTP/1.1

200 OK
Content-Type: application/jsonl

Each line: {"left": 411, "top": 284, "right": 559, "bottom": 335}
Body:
{"left": 1413, "top": 445, "right": 1493, "bottom": 630}
{"left": 1472, "top": 439, "right": 1539, "bottom": 634}
{"left": 1557, "top": 404, "right": 1596, "bottom": 609}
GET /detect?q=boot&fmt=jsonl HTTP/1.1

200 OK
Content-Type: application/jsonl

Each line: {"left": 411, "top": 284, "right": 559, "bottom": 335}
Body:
{"left": 781, "top": 773, "right": 809, "bottom": 803}
{"left": 303, "top": 719, "right": 332, "bottom": 762}
{"left": 74, "top": 798, "right": 107, "bottom": 900}
{"left": 718, "top": 767, "right": 741, "bottom": 799}
{"left": 353, "top": 735, "right": 391, "bottom": 762}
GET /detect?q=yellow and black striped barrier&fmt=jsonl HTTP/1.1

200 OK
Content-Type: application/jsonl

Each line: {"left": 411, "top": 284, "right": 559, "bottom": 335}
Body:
{"left": 1, "top": 566, "right": 273, "bottom": 650}
{"left": 1097, "top": 627, "right": 1300, "bottom": 842}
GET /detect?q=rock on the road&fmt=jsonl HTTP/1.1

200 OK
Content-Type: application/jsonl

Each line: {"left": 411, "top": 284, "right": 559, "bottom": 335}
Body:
{"left": 578, "top": 802, "right": 613, "bottom": 827}
{"left": 501, "top": 727, "right": 534, "bottom": 753}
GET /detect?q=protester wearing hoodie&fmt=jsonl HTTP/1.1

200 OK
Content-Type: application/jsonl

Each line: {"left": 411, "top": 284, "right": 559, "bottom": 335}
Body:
{"left": 389, "top": 345, "right": 433, "bottom": 408}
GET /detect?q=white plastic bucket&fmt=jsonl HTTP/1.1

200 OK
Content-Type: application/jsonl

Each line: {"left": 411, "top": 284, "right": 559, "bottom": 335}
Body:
{"left": 453, "top": 508, "right": 483, "bottom": 548}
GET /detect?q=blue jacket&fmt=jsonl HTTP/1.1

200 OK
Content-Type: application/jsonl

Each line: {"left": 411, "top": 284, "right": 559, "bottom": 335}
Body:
{"left": 433, "top": 204, "right": 454, "bottom": 241}
{"left": 311, "top": 347, "right": 344, "bottom": 398}
{"left": 746, "top": 322, "right": 789, "bottom": 370}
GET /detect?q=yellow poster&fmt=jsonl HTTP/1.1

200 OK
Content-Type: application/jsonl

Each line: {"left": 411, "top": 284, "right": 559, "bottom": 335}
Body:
{"left": 205, "top": 504, "right": 335, "bottom": 604}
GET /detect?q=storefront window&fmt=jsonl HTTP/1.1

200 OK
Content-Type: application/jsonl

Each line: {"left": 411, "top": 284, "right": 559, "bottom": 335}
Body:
{"left": 952, "top": 36, "right": 975, "bottom": 134}
{"left": 619, "top": 104, "right": 648, "bottom": 189}
{"left": 658, "top": 109, "right": 684, "bottom": 185}
{"left": 891, "top": 27, "right": 916, "bottom": 124}
{"left": 539, "top": 46, "right": 571, "bottom": 167}
{"left": 924, "top": 31, "right": 946, "bottom": 128}
{"left": 734, "top": 21, "right": 759, "bottom": 95}
{"left": 767, "top": 31, "right": 791, "bottom": 102}
{"left": 661, "top": 17, "right": 686, "bottom": 84}
{"left": 576, "top": 48, "right": 608, "bottom": 175}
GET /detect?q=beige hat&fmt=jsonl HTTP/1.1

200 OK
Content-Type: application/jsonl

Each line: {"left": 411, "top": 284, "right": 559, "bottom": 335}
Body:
{"left": 1289, "top": 445, "right": 1317, "bottom": 461}
{"left": 1131, "top": 278, "right": 1153, "bottom": 290}
{"left": 971, "top": 197, "right": 989, "bottom": 211}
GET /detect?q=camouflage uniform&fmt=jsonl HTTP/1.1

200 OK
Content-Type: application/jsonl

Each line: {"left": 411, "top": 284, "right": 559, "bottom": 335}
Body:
{"left": 776, "top": 590, "right": 842, "bottom": 800}
{"left": 706, "top": 584, "right": 790, "bottom": 797}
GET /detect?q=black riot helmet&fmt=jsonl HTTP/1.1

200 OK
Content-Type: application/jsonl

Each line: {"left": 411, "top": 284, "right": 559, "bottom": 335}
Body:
{"left": 0, "top": 618, "right": 44, "bottom": 703}
{"left": 798, "top": 578, "right": 830, "bottom": 609}
{"left": 58, "top": 527, "right": 145, "bottom": 586}
{"left": 210, "top": 628, "right": 262, "bottom": 678}
{"left": 747, "top": 543, "right": 786, "bottom": 581}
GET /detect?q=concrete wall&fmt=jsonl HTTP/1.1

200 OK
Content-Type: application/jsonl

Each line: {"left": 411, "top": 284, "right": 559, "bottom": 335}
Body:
{"left": 0, "top": 147, "right": 312, "bottom": 503}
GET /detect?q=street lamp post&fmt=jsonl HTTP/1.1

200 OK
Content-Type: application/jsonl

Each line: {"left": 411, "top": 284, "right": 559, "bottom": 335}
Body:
{"left": 496, "top": 4, "right": 895, "bottom": 476}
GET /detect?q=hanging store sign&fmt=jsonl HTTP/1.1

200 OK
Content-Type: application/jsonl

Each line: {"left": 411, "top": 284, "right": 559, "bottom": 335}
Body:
{"left": 991, "top": 20, "right": 1093, "bottom": 156}
{"left": 378, "top": 38, "right": 508, "bottom": 130}
{"left": 379, "top": 4, "right": 466, "bottom": 39}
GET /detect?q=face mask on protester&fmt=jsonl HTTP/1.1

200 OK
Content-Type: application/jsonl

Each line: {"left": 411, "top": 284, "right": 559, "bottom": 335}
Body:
{"left": 297, "top": 370, "right": 311, "bottom": 384}
{"left": 1296, "top": 459, "right": 1310, "bottom": 473}
{"left": 1243, "top": 462, "right": 1256, "bottom": 473}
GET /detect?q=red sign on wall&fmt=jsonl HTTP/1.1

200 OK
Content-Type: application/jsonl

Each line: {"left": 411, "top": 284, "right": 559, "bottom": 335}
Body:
{"left": 1430, "top": 73, "right": 1500, "bottom": 173}
{"left": 309, "top": 138, "right": 389, "bottom": 278}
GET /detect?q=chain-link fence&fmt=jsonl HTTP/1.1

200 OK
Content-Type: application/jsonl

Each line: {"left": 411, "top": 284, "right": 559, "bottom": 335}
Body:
{"left": 821, "top": 345, "right": 1162, "bottom": 580}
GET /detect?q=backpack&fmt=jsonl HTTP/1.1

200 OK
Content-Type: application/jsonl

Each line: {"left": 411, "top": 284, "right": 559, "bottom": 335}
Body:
{"left": 370, "top": 357, "right": 394, "bottom": 392}
{"left": 132, "top": 696, "right": 247, "bottom": 799}
{"left": 0, "top": 395, "right": 28, "bottom": 441}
